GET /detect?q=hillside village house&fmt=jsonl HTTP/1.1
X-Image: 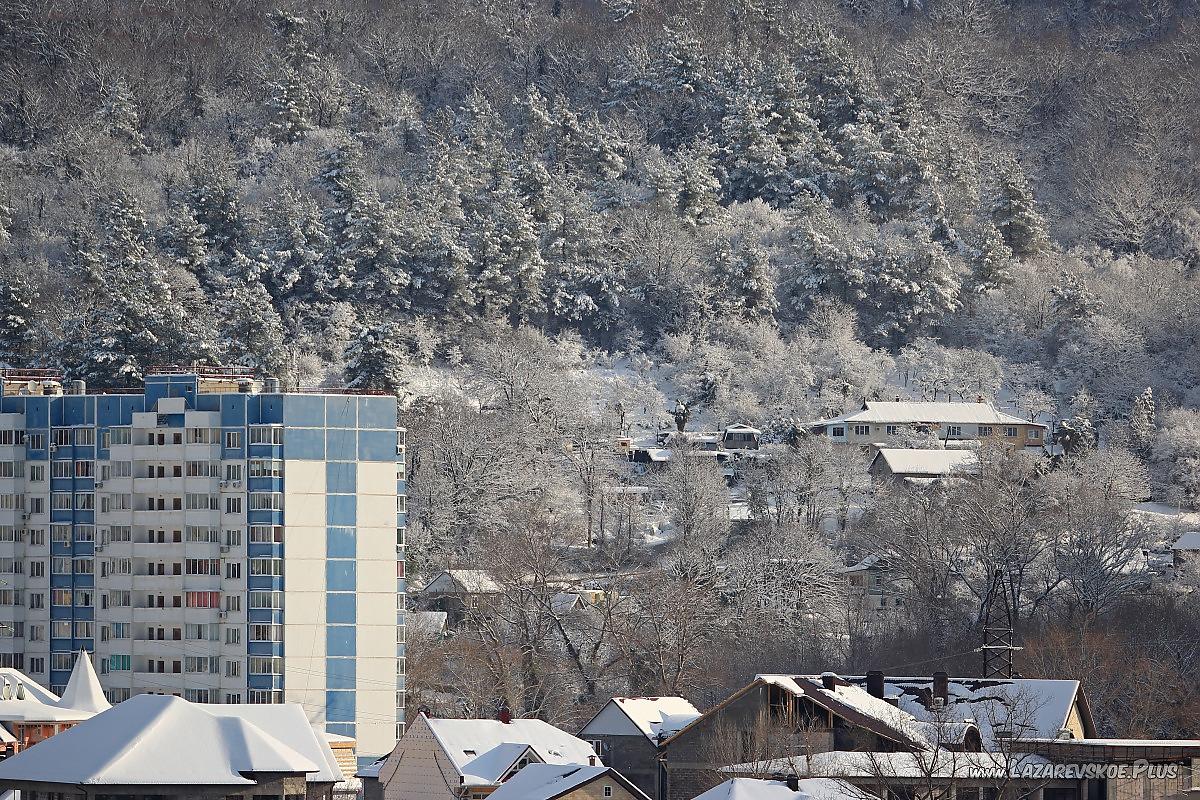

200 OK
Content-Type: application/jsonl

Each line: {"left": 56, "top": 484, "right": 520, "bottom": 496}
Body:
{"left": 807, "top": 402, "right": 1047, "bottom": 449}
{"left": 486, "top": 763, "right": 652, "bottom": 800}
{"left": 867, "top": 448, "right": 980, "bottom": 485}
{"left": 422, "top": 570, "right": 504, "bottom": 627}
{"left": 374, "top": 711, "right": 600, "bottom": 800}
{"left": 838, "top": 557, "right": 903, "bottom": 617}
{"left": 0, "top": 693, "right": 344, "bottom": 800}
{"left": 616, "top": 671, "right": 1098, "bottom": 800}
{"left": 577, "top": 696, "right": 702, "bottom": 798}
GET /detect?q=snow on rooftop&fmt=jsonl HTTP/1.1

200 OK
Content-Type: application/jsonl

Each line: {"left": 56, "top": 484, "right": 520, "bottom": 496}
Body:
{"left": 755, "top": 676, "right": 933, "bottom": 749}
{"left": 0, "top": 695, "right": 321, "bottom": 786}
{"left": 819, "top": 401, "right": 1037, "bottom": 428}
{"left": 424, "top": 716, "right": 598, "bottom": 786}
{"left": 1171, "top": 531, "right": 1200, "bottom": 551}
{"left": 203, "top": 703, "right": 344, "bottom": 783}
{"left": 695, "top": 777, "right": 880, "bottom": 800}
{"left": 612, "top": 697, "right": 702, "bottom": 741}
{"left": 487, "top": 764, "right": 626, "bottom": 800}
{"left": 724, "top": 752, "right": 1047, "bottom": 780}
{"left": 56, "top": 650, "right": 111, "bottom": 715}
{"left": 425, "top": 569, "right": 502, "bottom": 594}
{"left": 874, "top": 449, "right": 978, "bottom": 476}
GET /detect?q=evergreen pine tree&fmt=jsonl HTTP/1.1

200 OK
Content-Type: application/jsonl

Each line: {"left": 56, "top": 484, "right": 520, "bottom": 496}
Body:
{"left": 1129, "top": 386, "right": 1156, "bottom": 457}
{"left": 264, "top": 10, "right": 319, "bottom": 143}
{"left": 344, "top": 321, "right": 407, "bottom": 394}
{"left": 0, "top": 276, "right": 37, "bottom": 367}
{"left": 989, "top": 160, "right": 1049, "bottom": 257}
{"left": 97, "top": 78, "right": 147, "bottom": 153}
{"left": 969, "top": 222, "right": 1014, "bottom": 292}
{"left": 711, "top": 235, "right": 778, "bottom": 323}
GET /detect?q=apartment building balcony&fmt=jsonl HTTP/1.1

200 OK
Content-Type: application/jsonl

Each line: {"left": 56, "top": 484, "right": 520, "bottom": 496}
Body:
{"left": 131, "top": 443, "right": 186, "bottom": 461}
{"left": 131, "top": 605, "right": 185, "bottom": 622}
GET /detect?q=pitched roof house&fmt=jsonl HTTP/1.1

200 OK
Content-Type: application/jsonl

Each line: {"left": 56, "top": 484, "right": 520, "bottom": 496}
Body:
{"left": 376, "top": 713, "right": 600, "bottom": 800}
{"left": 0, "top": 650, "right": 112, "bottom": 752}
{"left": 808, "top": 402, "right": 1047, "bottom": 448}
{"left": 0, "top": 694, "right": 340, "bottom": 798}
{"left": 868, "top": 449, "right": 979, "bottom": 484}
{"left": 487, "top": 763, "right": 651, "bottom": 800}
{"left": 578, "top": 697, "right": 702, "bottom": 798}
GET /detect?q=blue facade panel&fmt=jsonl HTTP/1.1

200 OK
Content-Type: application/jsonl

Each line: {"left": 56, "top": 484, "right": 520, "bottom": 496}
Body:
{"left": 284, "top": 428, "right": 324, "bottom": 460}
{"left": 326, "top": 462, "right": 356, "bottom": 494}
{"left": 358, "top": 430, "right": 397, "bottom": 462}
{"left": 283, "top": 396, "right": 325, "bottom": 427}
{"left": 326, "top": 593, "right": 356, "bottom": 623}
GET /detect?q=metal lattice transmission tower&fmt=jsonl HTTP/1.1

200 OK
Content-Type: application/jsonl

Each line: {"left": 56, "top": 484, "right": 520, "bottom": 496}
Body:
{"left": 980, "top": 568, "right": 1022, "bottom": 678}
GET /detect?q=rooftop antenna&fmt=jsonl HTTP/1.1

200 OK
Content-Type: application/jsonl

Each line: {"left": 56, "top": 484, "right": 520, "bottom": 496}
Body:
{"left": 978, "top": 568, "right": 1021, "bottom": 679}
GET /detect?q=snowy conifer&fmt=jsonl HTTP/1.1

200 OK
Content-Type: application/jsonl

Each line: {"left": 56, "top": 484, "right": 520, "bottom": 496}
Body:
{"left": 344, "top": 321, "right": 407, "bottom": 395}
{"left": 264, "top": 10, "right": 318, "bottom": 143}
{"left": 97, "top": 78, "right": 147, "bottom": 153}
{"left": 1129, "top": 386, "right": 1156, "bottom": 457}
{"left": 0, "top": 276, "right": 37, "bottom": 367}
{"left": 989, "top": 160, "right": 1049, "bottom": 257}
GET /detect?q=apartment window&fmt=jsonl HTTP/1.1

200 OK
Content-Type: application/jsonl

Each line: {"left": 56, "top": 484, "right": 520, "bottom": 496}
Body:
{"left": 225, "top": 660, "right": 242, "bottom": 678}
{"left": 108, "top": 590, "right": 131, "bottom": 607}
{"left": 74, "top": 460, "right": 94, "bottom": 477}
{"left": 186, "top": 526, "right": 219, "bottom": 543}
{"left": 0, "top": 558, "right": 22, "bottom": 574}
{"left": 109, "top": 426, "right": 131, "bottom": 446}
{"left": 225, "top": 497, "right": 242, "bottom": 514}
{"left": 74, "top": 525, "right": 95, "bottom": 543}
{"left": 978, "top": 426, "right": 994, "bottom": 437}
{"left": 250, "top": 591, "right": 283, "bottom": 609}
{"left": 112, "top": 622, "right": 130, "bottom": 639}
{"left": 248, "top": 656, "right": 284, "bottom": 674}
{"left": 225, "top": 595, "right": 241, "bottom": 612}
{"left": 52, "top": 491, "right": 71, "bottom": 510}
{"left": 224, "top": 528, "right": 242, "bottom": 546}
{"left": 0, "top": 461, "right": 23, "bottom": 478}
{"left": 74, "top": 492, "right": 95, "bottom": 510}
{"left": 226, "top": 628, "right": 242, "bottom": 645}
{"left": 249, "top": 624, "right": 283, "bottom": 642}
{"left": 225, "top": 562, "right": 242, "bottom": 580}
{"left": 249, "top": 558, "right": 282, "bottom": 577}
{"left": 0, "top": 431, "right": 17, "bottom": 446}
{"left": 186, "top": 460, "right": 218, "bottom": 478}
{"left": 74, "top": 428, "right": 95, "bottom": 446}
{"left": 109, "top": 525, "right": 131, "bottom": 542}
{"left": 853, "top": 424, "right": 870, "bottom": 436}
{"left": 250, "top": 525, "right": 284, "bottom": 544}
{"left": 51, "top": 524, "right": 70, "bottom": 543}
{"left": 51, "top": 558, "right": 71, "bottom": 575}
{"left": 74, "top": 589, "right": 93, "bottom": 608}
{"left": 249, "top": 690, "right": 282, "bottom": 704}
{"left": 186, "top": 591, "right": 221, "bottom": 608}
{"left": 50, "top": 652, "right": 73, "bottom": 671}
{"left": 225, "top": 463, "right": 244, "bottom": 482}
{"left": 0, "top": 590, "right": 22, "bottom": 608}
{"left": 248, "top": 493, "right": 283, "bottom": 512}
{"left": 185, "top": 558, "right": 220, "bottom": 575}
{"left": 29, "top": 657, "right": 44, "bottom": 673}
{"left": 186, "top": 493, "right": 218, "bottom": 511}
{"left": 187, "top": 427, "right": 213, "bottom": 445}
{"left": 0, "top": 526, "right": 20, "bottom": 542}
{"left": 185, "top": 656, "right": 219, "bottom": 674}
{"left": 51, "top": 460, "right": 71, "bottom": 479}
{"left": 28, "top": 593, "right": 44, "bottom": 610}
{"left": 52, "top": 429, "right": 71, "bottom": 447}
{"left": 73, "top": 558, "right": 94, "bottom": 575}
{"left": 109, "top": 654, "right": 131, "bottom": 671}
{"left": 248, "top": 459, "right": 284, "bottom": 478}
{"left": 28, "top": 527, "right": 45, "bottom": 546}
{"left": 0, "top": 494, "right": 23, "bottom": 510}
{"left": 224, "top": 431, "right": 243, "bottom": 449}
{"left": 73, "top": 621, "right": 94, "bottom": 639}
{"left": 27, "top": 496, "right": 42, "bottom": 514}
{"left": 947, "top": 425, "right": 963, "bottom": 437}
{"left": 28, "top": 464, "right": 44, "bottom": 482}
{"left": 186, "top": 623, "right": 219, "bottom": 641}
{"left": 101, "top": 494, "right": 132, "bottom": 512}
{"left": 185, "top": 689, "right": 213, "bottom": 703}
{"left": 248, "top": 426, "right": 284, "bottom": 445}
{"left": 51, "top": 622, "right": 71, "bottom": 641}
{"left": 110, "top": 460, "right": 132, "bottom": 478}
{"left": 28, "top": 559, "right": 44, "bottom": 578}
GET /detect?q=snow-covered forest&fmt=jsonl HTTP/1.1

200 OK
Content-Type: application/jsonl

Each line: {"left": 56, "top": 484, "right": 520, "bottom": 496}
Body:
{"left": 3, "top": 0, "right": 1200, "bottom": 736}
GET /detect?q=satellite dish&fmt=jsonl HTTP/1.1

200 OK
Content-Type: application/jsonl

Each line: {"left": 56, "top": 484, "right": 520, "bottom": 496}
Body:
{"left": 1, "top": 680, "right": 11, "bottom": 700}
{"left": 25, "top": 381, "right": 37, "bottom": 394}
{"left": 15, "top": 684, "right": 25, "bottom": 700}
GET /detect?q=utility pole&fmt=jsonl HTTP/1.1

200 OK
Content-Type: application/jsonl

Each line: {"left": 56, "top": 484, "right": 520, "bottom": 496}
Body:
{"left": 979, "top": 568, "right": 1021, "bottom": 679}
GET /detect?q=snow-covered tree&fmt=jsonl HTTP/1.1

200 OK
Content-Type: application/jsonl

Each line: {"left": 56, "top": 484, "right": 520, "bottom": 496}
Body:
{"left": 344, "top": 321, "right": 408, "bottom": 395}
{"left": 0, "top": 276, "right": 37, "bottom": 367}
{"left": 1152, "top": 409, "right": 1200, "bottom": 510}
{"left": 97, "top": 78, "right": 147, "bottom": 153}
{"left": 264, "top": 10, "right": 319, "bottom": 143}
{"left": 711, "top": 234, "right": 778, "bottom": 323}
{"left": 989, "top": 160, "right": 1049, "bottom": 257}
{"left": 1129, "top": 387, "right": 1156, "bottom": 457}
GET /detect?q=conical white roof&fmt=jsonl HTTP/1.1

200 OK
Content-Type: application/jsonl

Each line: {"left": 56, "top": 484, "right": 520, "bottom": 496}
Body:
{"left": 56, "top": 650, "right": 111, "bottom": 714}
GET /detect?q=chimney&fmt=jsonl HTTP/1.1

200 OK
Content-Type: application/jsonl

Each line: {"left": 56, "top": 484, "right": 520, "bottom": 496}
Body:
{"left": 820, "top": 672, "right": 840, "bottom": 690}
{"left": 933, "top": 671, "right": 949, "bottom": 704}
{"left": 589, "top": 755, "right": 597, "bottom": 766}
{"left": 866, "top": 670, "right": 885, "bottom": 699}
{"left": 787, "top": 774, "right": 800, "bottom": 792}
{"left": 498, "top": 707, "right": 512, "bottom": 724}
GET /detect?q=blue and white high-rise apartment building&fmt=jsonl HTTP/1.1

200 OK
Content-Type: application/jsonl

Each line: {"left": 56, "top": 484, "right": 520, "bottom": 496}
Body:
{"left": 0, "top": 366, "right": 406, "bottom": 761}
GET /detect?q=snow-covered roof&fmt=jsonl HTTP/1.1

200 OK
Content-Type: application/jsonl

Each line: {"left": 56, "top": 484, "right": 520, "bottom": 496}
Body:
{"left": 724, "top": 424, "right": 762, "bottom": 434}
{"left": 724, "top": 751, "right": 1049, "bottom": 780}
{"left": 756, "top": 676, "right": 934, "bottom": 750}
{"left": 585, "top": 697, "right": 702, "bottom": 742}
{"left": 818, "top": 402, "right": 1039, "bottom": 428}
{"left": 0, "top": 695, "right": 321, "bottom": 787}
{"left": 56, "top": 650, "right": 111, "bottom": 714}
{"left": 0, "top": 654, "right": 108, "bottom": 723}
{"left": 425, "top": 569, "right": 502, "bottom": 594}
{"left": 489, "top": 763, "right": 644, "bottom": 800}
{"left": 695, "top": 777, "right": 879, "bottom": 800}
{"left": 872, "top": 449, "right": 978, "bottom": 477}
{"left": 1171, "top": 531, "right": 1200, "bottom": 551}
{"left": 834, "top": 675, "right": 1087, "bottom": 748}
{"left": 356, "top": 756, "right": 386, "bottom": 779}
{"left": 203, "top": 703, "right": 344, "bottom": 783}
{"left": 425, "top": 717, "right": 598, "bottom": 787}
{"left": 409, "top": 610, "right": 449, "bottom": 635}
